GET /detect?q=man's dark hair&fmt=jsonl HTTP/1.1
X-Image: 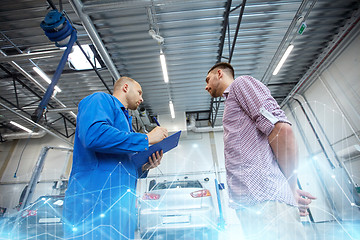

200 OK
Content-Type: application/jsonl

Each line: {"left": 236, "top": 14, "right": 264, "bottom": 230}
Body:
{"left": 208, "top": 62, "right": 235, "bottom": 78}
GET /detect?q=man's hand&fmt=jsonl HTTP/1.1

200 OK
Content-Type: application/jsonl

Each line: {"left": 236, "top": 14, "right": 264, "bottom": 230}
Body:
{"left": 294, "top": 189, "right": 316, "bottom": 216}
{"left": 146, "top": 127, "right": 168, "bottom": 145}
{"left": 142, "top": 150, "right": 163, "bottom": 172}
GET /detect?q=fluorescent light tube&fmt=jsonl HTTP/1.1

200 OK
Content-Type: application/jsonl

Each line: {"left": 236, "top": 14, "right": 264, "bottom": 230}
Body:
{"left": 160, "top": 53, "right": 169, "bottom": 83}
{"left": 33, "top": 67, "right": 62, "bottom": 92}
{"left": 169, "top": 100, "right": 175, "bottom": 118}
{"left": 10, "top": 121, "right": 33, "bottom": 133}
{"left": 272, "top": 44, "right": 294, "bottom": 76}
{"left": 70, "top": 111, "right": 77, "bottom": 118}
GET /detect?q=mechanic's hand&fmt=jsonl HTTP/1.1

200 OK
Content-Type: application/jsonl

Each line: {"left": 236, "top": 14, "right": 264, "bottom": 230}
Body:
{"left": 294, "top": 189, "right": 316, "bottom": 216}
{"left": 142, "top": 150, "right": 163, "bottom": 171}
{"left": 146, "top": 127, "right": 168, "bottom": 145}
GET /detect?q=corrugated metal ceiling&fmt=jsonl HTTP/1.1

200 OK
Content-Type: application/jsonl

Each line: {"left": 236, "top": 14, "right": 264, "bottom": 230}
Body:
{"left": 0, "top": 0, "right": 359, "bottom": 141}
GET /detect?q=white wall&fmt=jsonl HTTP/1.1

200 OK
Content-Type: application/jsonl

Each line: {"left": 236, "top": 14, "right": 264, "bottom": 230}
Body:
{"left": 0, "top": 134, "right": 72, "bottom": 215}
{"left": 284, "top": 27, "right": 360, "bottom": 222}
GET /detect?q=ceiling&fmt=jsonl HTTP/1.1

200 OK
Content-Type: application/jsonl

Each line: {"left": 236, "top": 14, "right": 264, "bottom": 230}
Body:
{"left": 0, "top": 0, "right": 359, "bottom": 143}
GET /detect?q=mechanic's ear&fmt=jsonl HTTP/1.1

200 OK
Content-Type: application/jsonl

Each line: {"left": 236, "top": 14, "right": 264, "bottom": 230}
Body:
{"left": 122, "top": 83, "right": 129, "bottom": 93}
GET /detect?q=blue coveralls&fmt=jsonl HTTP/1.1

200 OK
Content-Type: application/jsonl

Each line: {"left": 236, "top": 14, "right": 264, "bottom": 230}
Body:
{"left": 63, "top": 92, "right": 149, "bottom": 239}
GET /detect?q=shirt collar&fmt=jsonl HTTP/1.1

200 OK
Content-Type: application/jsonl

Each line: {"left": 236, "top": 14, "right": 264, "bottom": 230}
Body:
{"left": 223, "top": 85, "right": 231, "bottom": 99}
{"left": 112, "top": 95, "right": 126, "bottom": 110}
{"left": 118, "top": 102, "right": 134, "bottom": 132}
{"left": 112, "top": 95, "right": 134, "bottom": 131}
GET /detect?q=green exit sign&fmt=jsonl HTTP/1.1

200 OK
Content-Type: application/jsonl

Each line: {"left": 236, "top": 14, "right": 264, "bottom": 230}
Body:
{"left": 298, "top": 22, "right": 307, "bottom": 35}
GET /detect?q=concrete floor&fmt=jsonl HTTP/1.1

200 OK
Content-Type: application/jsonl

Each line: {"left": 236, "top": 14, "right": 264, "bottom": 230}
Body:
{"left": 303, "top": 221, "right": 360, "bottom": 240}
{"left": 135, "top": 221, "right": 360, "bottom": 240}
{"left": 2, "top": 218, "right": 359, "bottom": 239}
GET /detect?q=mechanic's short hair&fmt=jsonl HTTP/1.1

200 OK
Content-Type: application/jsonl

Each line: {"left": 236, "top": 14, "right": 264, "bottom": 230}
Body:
{"left": 114, "top": 76, "right": 137, "bottom": 92}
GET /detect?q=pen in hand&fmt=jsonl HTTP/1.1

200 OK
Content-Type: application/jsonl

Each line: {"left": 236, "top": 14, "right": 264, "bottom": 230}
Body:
{"left": 153, "top": 116, "right": 161, "bottom": 126}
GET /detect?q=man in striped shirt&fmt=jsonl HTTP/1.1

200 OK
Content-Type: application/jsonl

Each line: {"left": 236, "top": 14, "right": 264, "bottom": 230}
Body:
{"left": 205, "top": 62, "right": 315, "bottom": 239}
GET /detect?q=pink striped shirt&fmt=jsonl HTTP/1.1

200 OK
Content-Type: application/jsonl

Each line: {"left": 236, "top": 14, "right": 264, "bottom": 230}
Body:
{"left": 223, "top": 75, "right": 297, "bottom": 208}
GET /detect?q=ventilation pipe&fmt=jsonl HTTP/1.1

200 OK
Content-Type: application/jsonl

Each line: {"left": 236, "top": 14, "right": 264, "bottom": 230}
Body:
{"left": 187, "top": 114, "right": 223, "bottom": 133}
{"left": 0, "top": 49, "right": 74, "bottom": 142}
{"left": 70, "top": 0, "right": 147, "bottom": 130}
{"left": 69, "top": 0, "right": 120, "bottom": 80}
{"left": 2, "top": 130, "right": 46, "bottom": 141}
{"left": 0, "top": 101, "right": 73, "bottom": 146}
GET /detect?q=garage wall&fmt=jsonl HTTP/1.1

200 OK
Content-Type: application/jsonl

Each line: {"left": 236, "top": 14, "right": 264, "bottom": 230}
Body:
{"left": 0, "top": 129, "right": 236, "bottom": 223}
{"left": 0, "top": 135, "right": 72, "bottom": 215}
{"left": 284, "top": 26, "right": 360, "bottom": 222}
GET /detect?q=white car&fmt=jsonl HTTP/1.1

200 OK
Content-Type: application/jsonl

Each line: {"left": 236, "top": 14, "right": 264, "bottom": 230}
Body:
{"left": 139, "top": 180, "right": 218, "bottom": 240}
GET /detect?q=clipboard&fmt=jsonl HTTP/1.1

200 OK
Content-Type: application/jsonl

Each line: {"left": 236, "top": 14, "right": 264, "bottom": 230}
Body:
{"left": 131, "top": 131, "right": 181, "bottom": 167}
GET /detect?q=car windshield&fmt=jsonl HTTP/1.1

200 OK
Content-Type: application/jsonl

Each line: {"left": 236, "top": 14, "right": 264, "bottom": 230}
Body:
{"left": 153, "top": 181, "right": 202, "bottom": 190}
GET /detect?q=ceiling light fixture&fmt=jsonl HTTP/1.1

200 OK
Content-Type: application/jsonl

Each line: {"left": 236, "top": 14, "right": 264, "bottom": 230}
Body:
{"left": 10, "top": 121, "right": 33, "bottom": 133}
{"left": 70, "top": 111, "right": 77, "bottom": 118}
{"left": 33, "top": 66, "right": 62, "bottom": 92}
{"left": 160, "top": 50, "right": 169, "bottom": 83}
{"left": 272, "top": 44, "right": 294, "bottom": 76}
{"left": 169, "top": 100, "right": 175, "bottom": 119}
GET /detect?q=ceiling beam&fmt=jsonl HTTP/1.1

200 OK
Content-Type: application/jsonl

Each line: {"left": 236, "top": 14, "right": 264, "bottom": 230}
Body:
{"left": 0, "top": 50, "right": 64, "bottom": 63}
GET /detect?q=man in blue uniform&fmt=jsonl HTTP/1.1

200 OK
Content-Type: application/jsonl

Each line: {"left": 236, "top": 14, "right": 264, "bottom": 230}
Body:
{"left": 63, "top": 76, "right": 168, "bottom": 239}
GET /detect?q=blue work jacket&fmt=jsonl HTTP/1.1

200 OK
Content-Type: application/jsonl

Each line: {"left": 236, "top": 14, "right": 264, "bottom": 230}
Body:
{"left": 63, "top": 92, "right": 149, "bottom": 239}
